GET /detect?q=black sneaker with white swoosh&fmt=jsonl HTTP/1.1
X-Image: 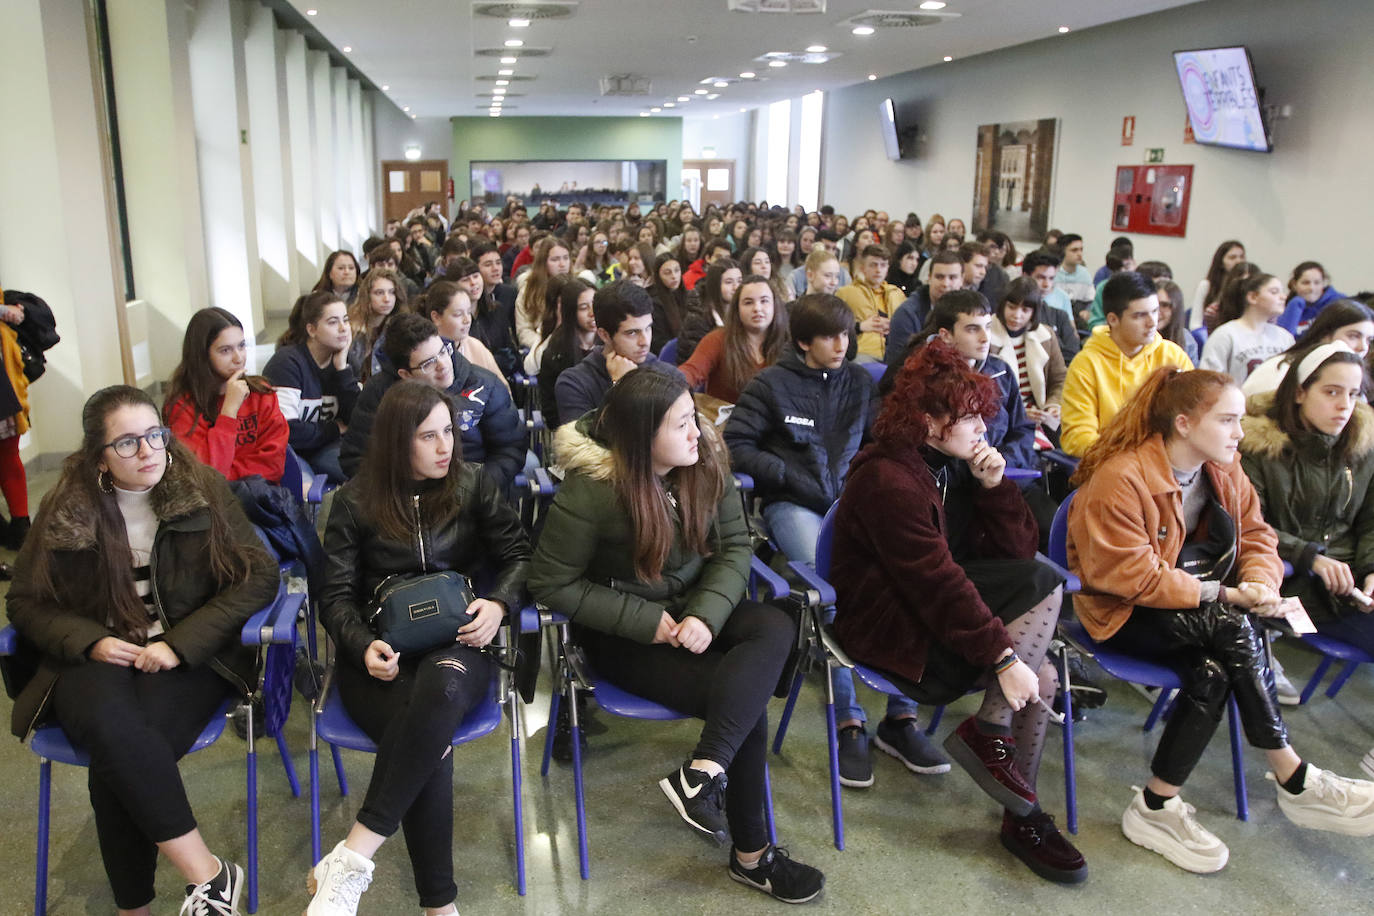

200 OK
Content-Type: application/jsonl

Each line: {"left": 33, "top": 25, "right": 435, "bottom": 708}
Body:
{"left": 658, "top": 762, "right": 729, "bottom": 844}
{"left": 729, "top": 845, "right": 825, "bottom": 904}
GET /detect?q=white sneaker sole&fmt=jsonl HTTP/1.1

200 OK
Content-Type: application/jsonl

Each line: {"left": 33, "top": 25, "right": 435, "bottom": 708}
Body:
{"left": 1361, "top": 752, "right": 1374, "bottom": 782}
{"left": 1276, "top": 797, "right": 1374, "bottom": 836}
{"left": 1121, "top": 806, "right": 1229, "bottom": 873}
{"left": 873, "top": 735, "right": 952, "bottom": 775}
{"left": 837, "top": 769, "right": 875, "bottom": 788}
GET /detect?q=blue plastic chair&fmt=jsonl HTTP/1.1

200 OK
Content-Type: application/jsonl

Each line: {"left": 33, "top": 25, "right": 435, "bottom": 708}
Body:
{"left": 658, "top": 337, "right": 679, "bottom": 366}
{"left": 861, "top": 361, "right": 886, "bottom": 384}
{"left": 0, "top": 586, "right": 302, "bottom": 915}
{"left": 307, "top": 623, "right": 528, "bottom": 895}
{"left": 1050, "top": 491, "right": 1249, "bottom": 833}
{"left": 1191, "top": 325, "right": 1210, "bottom": 351}
{"left": 539, "top": 555, "right": 790, "bottom": 879}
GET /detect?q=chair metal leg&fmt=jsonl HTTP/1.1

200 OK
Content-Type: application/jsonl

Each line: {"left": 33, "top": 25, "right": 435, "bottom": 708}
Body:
{"left": 331, "top": 743, "right": 349, "bottom": 796}
{"left": 1059, "top": 647, "right": 1078, "bottom": 835}
{"left": 1143, "top": 687, "right": 1174, "bottom": 732}
{"left": 924, "top": 705, "right": 945, "bottom": 736}
{"left": 246, "top": 715, "right": 259, "bottom": 914}
{"left": 772, "top": 669, "right": 805, "bottom": 755}
{"left": 1301, "top": 656, "right": 1334, "bottom": 704}
{"left": 507, "top": 689, "right": 527, "bottom": 896}
{"left": 568, "top": 681, "right": 590, "bottom": 880}
{"left": 824, "top": 663, "right": 845, "bottom": 851}
{"left": 1325, "top": 660, "right": 1360, "bottom": 699}
{"left": 763, "top": 762, "right": 777, "bottom": 845}
{"left": 274, "top": 731, "right": 301, "bottom": 798}
{"left": 541, "top": 689, "right": 561, "bottom": 778}
{"left": 36, "top": 758, "right": 51, "bottom": 916}
{"left": 310, "top": 740, "right": 322, "bottom": 864}
{"left": 1227, "top": 695, "right": 1248, "bottom": 822}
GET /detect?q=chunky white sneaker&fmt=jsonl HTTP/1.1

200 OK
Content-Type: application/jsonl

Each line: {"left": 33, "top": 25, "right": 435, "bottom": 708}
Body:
{"left": 1120, "top": 787, "right": 1229, "bottom": 873}
{"left": 179, "top": 857, "right": 243, "bottom": 916}
{"left": 1361, "top": 748, "right": 1374, "bottom": 781}
{"left": 306, "top": 841, "right": 375, "bottom": 916}
{"left": 1271, "top": 765, "right": 1374, "bottom": 836}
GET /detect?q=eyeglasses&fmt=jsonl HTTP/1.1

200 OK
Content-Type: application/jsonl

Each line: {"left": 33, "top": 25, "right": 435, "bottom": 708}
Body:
{"left": 409, "top": 340, "right": 455, "bottom": 375}
{"left": 104, "top": 427, "right": 172, "bottom": 458}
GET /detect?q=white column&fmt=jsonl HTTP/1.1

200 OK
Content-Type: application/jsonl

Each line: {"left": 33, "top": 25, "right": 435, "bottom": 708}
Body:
{"left": 348, "top": 79, "right": 370, "bottom": 242}
{"left": 361, "top": 92, "right": 378, "bottom": 234}
{"left": 310, "top": 50, "right": 339, "bottom": 256}
{"left": 332, "top": 67, "right": 358, "bottom": 253}
{"left": 188, "top": 0, "right": 263, "bottom": 336}
{"left": 284, "top": 32, "right": 320, "bottom": 284}
{"left": 244, "top": 1, "right": 298, "bottom": 319}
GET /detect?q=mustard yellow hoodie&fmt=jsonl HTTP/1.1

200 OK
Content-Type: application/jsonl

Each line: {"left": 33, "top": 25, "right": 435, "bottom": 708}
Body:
{"left": 1059, "top": 326, "right": 1192, "bottom": 456}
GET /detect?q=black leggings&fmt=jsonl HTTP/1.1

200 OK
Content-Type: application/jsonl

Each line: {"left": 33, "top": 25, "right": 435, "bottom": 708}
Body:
{"left": 575, "top": 599, "right": 792, "bottom": 853}
{"left": 1105, "top": 602, "right": 1288, "bottom": 787}
{"left": 338, "top": 643, "right": 492, "bottom": 910}
{"left": 50, "top": 661, "right": 231, "bottom": 911}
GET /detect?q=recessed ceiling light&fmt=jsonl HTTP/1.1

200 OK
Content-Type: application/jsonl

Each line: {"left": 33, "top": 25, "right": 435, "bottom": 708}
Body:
{"left": 739, "top": 107, "right": 747, "bottom": 112}
{"left": 1058, "top": 25, "right": 1071, "bottom": 33}
{"left": 806, "top": 44, "right": 827, "bottom": 53}
{"left": 740, "top": 71, "right": 755, "bottom": 79}
{"left": 663, "top": 102, "right": 676, "bottom": 108}
{"left": 496, "top": 79, "right": 509, "bottom": 86}
{"left": 504, "top": 39, "right": 523, "bottom": 47}
{"left": 943, "top": 55, "right": 953, "bottom": 62}
{"left": 706, "top": 93, "right": 720, "bottom": 100}
{"left": 713, "top": 81, "right": 728, "bottom": 88}
{"left": 342, "top": 46, "right": 352, "bottom": 53}
{"left": 867, "top": 74, "right": 877, "bottom": 81}
{"left": 410, "top": 114, "right": 417, "bottom": 119}
{"left": 651, "top": 107, "right": 661, "bottom": 112}
{"left": 852, "top": 26, "right": 875, "bottom": 36}
{"left": 403, "top": 106, "right": 410, "bottom": 111}
{"left": 305, "top": 8, "right": 317, "bottom": 15}
{"left": 500, "top": 56, "right": 517, "bottom": 64}
{"left": 381, "top": 85, "right": 389, "bottom": 90}
{"left": 640, "top": 112, "right": 650, "bottom": 117}
{"left": 919, "top": 1, "right": 946, "bottom": 9}
{"left": 694, "top": 89, "right": 709, "bottom": 95}
{"left": 768, "top": 60, "right": 787, "bottom": 68}
{"left": 493, "top": 89, "right": 506, "bottom": 95}
{"left": 498, "top": 69, "right": 513, "bottom": 76}
{"left": 489, "top": 112, "right": 500, "bottom": 117}
{"left": 677, "top": 96, "right": 689, "bottom": 102}
{"left": 509, "top": 18, "right": 529, "bottom": 27}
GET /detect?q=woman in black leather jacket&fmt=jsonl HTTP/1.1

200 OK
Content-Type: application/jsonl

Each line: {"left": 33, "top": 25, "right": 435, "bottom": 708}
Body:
{"left": 310, "top": 381, "right": 530, "bottom": 916}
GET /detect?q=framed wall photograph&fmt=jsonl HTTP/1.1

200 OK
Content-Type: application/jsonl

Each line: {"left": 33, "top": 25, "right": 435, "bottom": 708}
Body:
{"left": 971, "top": 118, "right": 1059, "bottom": 242}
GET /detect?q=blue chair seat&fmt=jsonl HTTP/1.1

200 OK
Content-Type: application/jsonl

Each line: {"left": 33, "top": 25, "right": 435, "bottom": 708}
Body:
{"left": 1059, "top": 619, "right": 1184, "bottom": 688}
{"left": 30, "top": 701, "right": 231, "bottom": 767}
{"left": 314, "top": 678, "right": 502, "bottom": 754}
{"left": 585, "top": 679, "right": 687, "bottom": 721}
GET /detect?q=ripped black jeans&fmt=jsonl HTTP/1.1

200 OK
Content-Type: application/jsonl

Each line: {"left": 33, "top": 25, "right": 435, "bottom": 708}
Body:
{"left": 1105, "top": 602, "right": 1288, "bottom": 787}
{"left": 339, "top": 643, "right": 492, "bottom": 909}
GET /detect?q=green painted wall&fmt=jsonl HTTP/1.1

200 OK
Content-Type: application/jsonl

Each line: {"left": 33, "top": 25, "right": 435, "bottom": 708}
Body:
{"left": 450, "top": 116, "right": 683, "bottom": 203}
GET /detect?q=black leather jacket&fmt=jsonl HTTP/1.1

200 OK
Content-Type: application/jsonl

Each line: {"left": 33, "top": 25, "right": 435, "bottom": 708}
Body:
{"left": 320, "top": 463, "right": 531, "bottom": 669}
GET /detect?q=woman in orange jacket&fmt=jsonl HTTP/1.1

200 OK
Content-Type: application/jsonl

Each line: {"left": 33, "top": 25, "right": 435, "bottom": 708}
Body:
{"left": 1067, "top": 367, "right": 1374, "bottom": 875}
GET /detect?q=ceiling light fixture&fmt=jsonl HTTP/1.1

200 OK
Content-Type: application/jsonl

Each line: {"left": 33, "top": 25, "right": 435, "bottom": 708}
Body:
{"left": 695, "top": 89, "right": 709, "bottom": 95}
{"left": 496, "top": 79, "right": 509, "bottom": 85}
{"left": 769, "top": 60, "right": 787, "bottom": 68}
{"left": 867, "top": 73, "right": 877, "bottom": 81}
{"left": 740, "top": 71, "right": 755, "bottom": 79}
{"left": 640, "top": 112, "right": 650, "bottom": 117}
{"left": 410, "top": 114, "right": 417, "bottom": 119}
{"left": 509, "top": 18, "right": 530, "bottom": 27}
{"left": 919, "top": 1, "right": 947, "bottom": 9}
{"left": 381, "top": 84, "right": 389, "bottom": 90}
{"left": 498, "top": 69, "right": 513, "bottom": 76}
{"left": 677, "top": 95, "right": 689, "bottom": 102}
{"left": 852, "top": 26, "right": 875, "bottom": 36}
{"left": 651, "top": 107, "right": 661, "bottom": 112}
{"left": 663, "top": 102, "right": 675, "bottom": 108}
{"left": 500, "top": 56, "right": 517, "bottom": 64}
{"left": 943, "top": 55, "right": 953, "bottom": 61}
{"left": 1058, "top": 25, "right": 1070, "bottom": 33}
{"left": 305, "top": 8, "right": 317, "bottom": 15}
{"left": 806, "top": 44, "right": 827, "bottom": 53}
{"left": 403, "top": 106, "right": 410, "bottom": 111}
{"left": 739, "top": 107, "right": 747, "bottom": 112}
{"left": 706, "top": 93, "right": 720, "bottom": 100}
{"left": 504, "top": 39, "right": 523, "bottom": 47}
{"left": 713, "top": 81, "right": 728, "bottom": 88}
{"left": 342, "top": 46, "right": 352, "bottom": 52}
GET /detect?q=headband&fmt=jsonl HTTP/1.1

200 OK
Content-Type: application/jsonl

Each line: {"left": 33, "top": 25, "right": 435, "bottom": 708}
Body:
{"left": 1295, "top": 340, "right": 1354, "bottom": 386}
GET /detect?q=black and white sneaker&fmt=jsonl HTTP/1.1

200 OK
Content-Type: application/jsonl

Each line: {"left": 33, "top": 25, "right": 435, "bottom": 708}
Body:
{"left": 874, "top": 717, "right": 951, "bottom": 775}
{"left": 1066, "top": 654, "right": 1109, "bottom": 709}
{"left": 179, "top": 857, "right": 243, "bottom": 916}
{"left": 659, "top": 763, "right": 729, "bottom": 844}
{"left": 729, "top": 845, "right": 825, "bottom": 904}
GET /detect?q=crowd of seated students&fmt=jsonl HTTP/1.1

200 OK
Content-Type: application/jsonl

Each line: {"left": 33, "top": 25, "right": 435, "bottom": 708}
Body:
{"left": 9, "top": 193, "right": 1374, "bottom": 915}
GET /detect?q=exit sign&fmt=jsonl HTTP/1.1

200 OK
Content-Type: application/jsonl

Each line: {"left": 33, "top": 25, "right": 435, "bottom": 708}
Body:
{"left": 1146, "top": 148, "right": 1165, "bottom": 163}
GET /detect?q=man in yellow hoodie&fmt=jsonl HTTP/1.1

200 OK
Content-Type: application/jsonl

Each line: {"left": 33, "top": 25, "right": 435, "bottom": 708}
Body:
{"left": 836, "top": 244, "right": 904, "bottom": 362}
{"left": 1061, "top": 271, "right": 1192, "bottom": 456}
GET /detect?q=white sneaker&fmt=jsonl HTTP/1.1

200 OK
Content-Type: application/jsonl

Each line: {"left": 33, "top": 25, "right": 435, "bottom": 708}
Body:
{"left": 1270, "top": 654, "right": 1300, "bottom": 705}
{"left": 1121, "top": 786, "right": 1229, "bottom": 873}
{"left": 306, "top": 841, "right": 375, "bottom": 916}
{"left": 1271, "top": 765, "right": 1374, "bottom": 836}
{"left": 180, "top": 857, "right": 243, "bottom": 916}
{"left": 1361, "top": 748, "right": 1374, "bottom": 781}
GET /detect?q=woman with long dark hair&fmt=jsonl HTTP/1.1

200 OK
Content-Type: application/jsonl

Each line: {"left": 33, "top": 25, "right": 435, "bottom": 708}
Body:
{"left": 515, "top": 237, "right": 572, "bottom": 350}
{"left": 347, "top": 267, "right": 408, "bottom": 382}
{"left": 313, "top": 250, "right": 361, "bottom": 305}
{"left": 677, "top": 258, "right": 743, "bottom": 365}
{"left": 1243, "top": 298, "right": 1374, "bottom": 396}
{"left": 1189, "top": 239, "right": 1246, "bottom": 331}
{"left": 1154, "top": 279, "right": 1199, "bottom": 364}
{"left": 8, "top": 385, "right": 278, "bottom": 914}
{"left": 309, "top": 381, "right": 530, "bottom": 916}
{"left": 533, "top": 278, "right": 597, "bottom": 428}
{"left": 1069, "top": 367, "right": 1374, "bottom": 874}
{"left": 831, "top": 341, "right": 1082, "bottom": 884}
{"left": 886, "top": 240, "right": 921, "bottom": 297}
{"left": 680, "top": 274, "right": 790, "bottom": 404}
{"left": 265, "top": 291, "right": 359, "bottom": 484}
{"left": 647, "top": 253, "right": 687, "bottom": 356}
{"left": 164, "top": 307, "right": 288, "bottom": 483}
{"left": 989, "top": 278, "right": 1067, "bottom": 438}
{"left": 529, "top": 370, "right": 824, "bottom": 903}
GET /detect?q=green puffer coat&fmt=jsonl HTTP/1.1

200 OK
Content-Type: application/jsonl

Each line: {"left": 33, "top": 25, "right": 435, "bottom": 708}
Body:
{"left": 1240, "top": 393, "right": 1374, "bottom": 617}
{"left": 528, "top": 415, "right": 751, "bottom": 644}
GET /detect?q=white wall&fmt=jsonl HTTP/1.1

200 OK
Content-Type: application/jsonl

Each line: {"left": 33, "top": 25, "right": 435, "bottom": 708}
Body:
{"left": 683, "top": 111, "right": 754, "bottom": 194}
{"left": 820, "top": 0, "right": 1374, "bottom": 305}
{"left": 372, "top": 107, "right": 457, "bottom": 220}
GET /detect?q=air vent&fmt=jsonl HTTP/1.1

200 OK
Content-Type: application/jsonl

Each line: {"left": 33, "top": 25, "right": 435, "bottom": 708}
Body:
{"left": 837, "top": 9, "right": 960, "bottom": 29}
{"left": 472, "top": 2, "right": 577, "bottom": 21}
{"left": 600, "top": 74, "right": 652, "bottom": 96}
{"left": 729, "top": 0, "right": 826, "bottom": 12}
{"left": 474, "top": 47, "right": 551, "bottom": 58}
{"left": 476, "top": 74, "right": 536, "bottom": 82}
{"left": 755, "top": 50, "right": 841, "bottom": 65}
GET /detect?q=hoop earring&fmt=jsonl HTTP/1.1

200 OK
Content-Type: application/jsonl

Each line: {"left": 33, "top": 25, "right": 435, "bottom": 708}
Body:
{"left": 97, "top": 469, "right": 114, "bottom": 494}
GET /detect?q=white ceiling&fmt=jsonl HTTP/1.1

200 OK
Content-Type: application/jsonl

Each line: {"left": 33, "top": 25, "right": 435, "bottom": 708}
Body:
{"left": 290, "top": 0, "right": 1203, "bottom": 119}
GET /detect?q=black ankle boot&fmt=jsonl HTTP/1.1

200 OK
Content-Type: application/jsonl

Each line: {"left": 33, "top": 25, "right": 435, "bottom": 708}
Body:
{"left": 4, "top": 516, "right": 29, "bottom": 551}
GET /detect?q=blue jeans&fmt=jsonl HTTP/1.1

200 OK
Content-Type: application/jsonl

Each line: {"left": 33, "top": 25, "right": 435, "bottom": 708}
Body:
{"left": 762, "top": 501, "right": 919, "bottom": 725}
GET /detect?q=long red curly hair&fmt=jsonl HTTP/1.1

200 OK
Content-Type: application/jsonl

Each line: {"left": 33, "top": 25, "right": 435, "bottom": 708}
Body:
{"left": 873, "top": 339, "right": 1001, "bottom": 447}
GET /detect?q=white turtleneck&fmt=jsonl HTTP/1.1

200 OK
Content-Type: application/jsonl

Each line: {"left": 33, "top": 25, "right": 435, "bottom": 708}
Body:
{"left": 114, "top": 484, "right": 162, "bottom": 636}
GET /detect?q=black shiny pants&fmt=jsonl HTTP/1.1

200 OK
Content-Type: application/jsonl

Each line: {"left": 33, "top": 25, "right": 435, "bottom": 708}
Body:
{"left": 1105, "top": 602, "right": 1288, "bottom": 786}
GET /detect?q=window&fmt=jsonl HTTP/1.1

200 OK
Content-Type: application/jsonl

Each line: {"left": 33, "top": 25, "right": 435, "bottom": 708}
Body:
{"left": 765, "top": 99, "right": 790, "bottom": 204}
{"left": 797, "top": 91, "right": 824, "bottom": 212}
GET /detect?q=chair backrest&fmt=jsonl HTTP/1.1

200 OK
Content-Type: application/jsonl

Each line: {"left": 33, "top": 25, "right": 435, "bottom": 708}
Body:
{"left": 281, "top": 445, "right": 306, "bottom": 505}
{"left": 1048, "top": 489, "right": 1076, "bottom": 569}
{"left": 659, "top": 337, "right": 679, "bottom": 365}
{"left": 814, "top": 501, "right": 842, "bottom": 579}
{"left": 1191, "top": 326, "right": 1209, "bottom": 350}
{"left": 862, "top": 361, "right": 886, "bottom": 384}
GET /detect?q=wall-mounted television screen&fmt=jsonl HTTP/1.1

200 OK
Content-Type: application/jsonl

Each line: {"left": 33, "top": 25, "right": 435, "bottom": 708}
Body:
{"left": 880, "top": 98, "right": 902, "bottom": 161}
{"left": 1173, "top": 46, "right": 1271, "bottom": 152}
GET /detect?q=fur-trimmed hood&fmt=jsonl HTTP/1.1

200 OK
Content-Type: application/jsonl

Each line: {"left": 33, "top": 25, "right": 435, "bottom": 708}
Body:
{"left": 41, "top": 454, "right": 211, "bottom": 552}
{"left": 552, "top": 405, "right": 728, "bottom": 482}
{"left": 1241, "top": 392, "right": 1374, "bottom": 461}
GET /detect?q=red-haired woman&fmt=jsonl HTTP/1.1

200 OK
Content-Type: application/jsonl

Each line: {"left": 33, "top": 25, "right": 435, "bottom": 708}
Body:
{"left": 831, "top": 340, "right": 1084, "bottom": 884}
{"left": 1068, "top": 367, "right": 1374, "bottom": 875}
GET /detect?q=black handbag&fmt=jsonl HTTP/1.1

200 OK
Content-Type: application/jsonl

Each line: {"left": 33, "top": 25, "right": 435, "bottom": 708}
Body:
{"left": 369, "top": 570, "right": 477, "bottom": 655}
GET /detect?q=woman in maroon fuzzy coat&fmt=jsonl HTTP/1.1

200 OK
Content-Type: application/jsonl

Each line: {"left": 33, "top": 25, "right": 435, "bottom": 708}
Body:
{"left": 831, "top": 339, "right": 1084, "bottom": 884}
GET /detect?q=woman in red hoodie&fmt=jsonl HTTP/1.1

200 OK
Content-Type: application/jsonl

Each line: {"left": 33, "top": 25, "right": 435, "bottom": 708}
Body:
{"left": 832, "top": 340, "right": 1084, "bottom": 884}
{"left": 164, "top": 307, "right": 288, "bottom": 483}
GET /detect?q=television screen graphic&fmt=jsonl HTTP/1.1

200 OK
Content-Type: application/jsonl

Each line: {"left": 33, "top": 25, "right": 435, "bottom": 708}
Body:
{"left": 1173, "top": 47, "right": 1270, "bottom": 152}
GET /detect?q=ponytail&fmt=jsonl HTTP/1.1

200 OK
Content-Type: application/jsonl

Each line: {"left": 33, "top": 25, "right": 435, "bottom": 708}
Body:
{"left": 278, "top": 290, "right": 344, "bottom": 348}
{"left": 1072, "top": 367, "right": 1234, "bottom": 485}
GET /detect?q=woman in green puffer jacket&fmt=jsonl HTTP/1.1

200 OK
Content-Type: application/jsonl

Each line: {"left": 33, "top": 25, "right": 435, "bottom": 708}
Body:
{"left": 528, "top": 368, "right": 825, "bottom": 905}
